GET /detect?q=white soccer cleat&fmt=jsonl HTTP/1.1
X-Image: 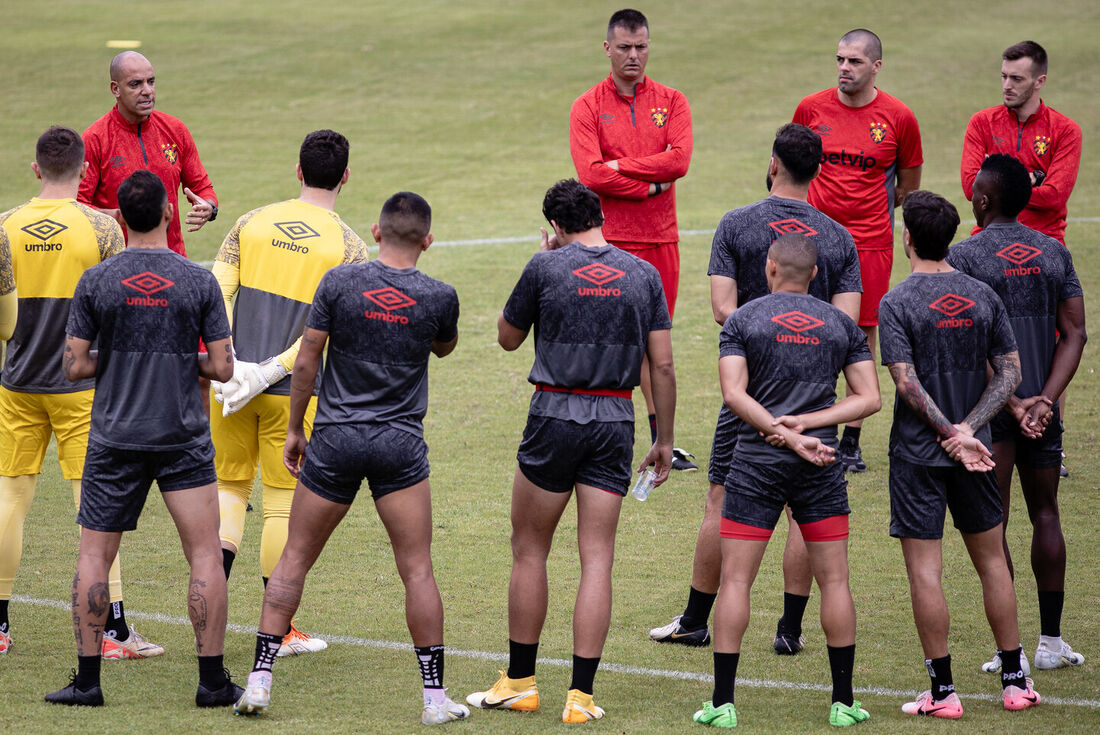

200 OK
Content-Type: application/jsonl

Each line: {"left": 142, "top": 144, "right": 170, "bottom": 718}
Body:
{"left": 422, "top": 695, "right": 471, "bottom": 725}
{"left": 980, "top": 649, "right": 1031, "bottom": 675}
{"left": 1034, "top": 639, "right": 1084, "bottom": 670}
{"left": 276, "top": 621, "right": 328, "bottom": 657}
{"left": 234, "top": 671, "right": 271, "bottom": 716}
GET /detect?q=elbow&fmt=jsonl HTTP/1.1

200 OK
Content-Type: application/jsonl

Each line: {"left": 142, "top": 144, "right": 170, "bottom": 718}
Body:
{"left": 498, "top": 335, "right": 520, "bottom": 352}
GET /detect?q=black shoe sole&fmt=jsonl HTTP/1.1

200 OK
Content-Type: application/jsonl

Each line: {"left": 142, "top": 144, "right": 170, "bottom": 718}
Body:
{"left": 197, "top": 683, "right": 246, "bottom": 708}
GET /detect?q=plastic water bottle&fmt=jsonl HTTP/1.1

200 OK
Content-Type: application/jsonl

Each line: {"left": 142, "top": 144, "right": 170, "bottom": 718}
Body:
{"left": 631, "top": 468, "right": 658, "bottom": 501}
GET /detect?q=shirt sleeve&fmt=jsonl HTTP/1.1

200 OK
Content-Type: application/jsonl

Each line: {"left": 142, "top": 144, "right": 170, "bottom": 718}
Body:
{"left": 340, "top": 222, "right": 369, "bottom": 263}
{"left": 214, "top": 214, "right": 247, "bottom": 268}
{"left": 718, "top": 312, "right": 747, "bottom": 358}
{"left": 877, "top": 296, "right": 912, "bottom": 365}
{"left": 436, "top": 285, "right": 460, "bottom": 343}
{"left": 0, "top": 227, "right": 13, "bottom": 296}
{"left": 649, "top": 267, "right": 672, "bottom": 331}
{"left": 614, "top": 90, "right": 693, "bottom": 181}
{"left": 960, "top": 112, "right": 988, "bottom": 201}
{"left": 305, "top": 271, "right": 335, "bottom": 332}
{"left": 1058, "top": 249, "right": 1084, "bottom": 301}
{"left": 502, "top": 257, "right": 541, "bottom": 331}
{"left": 895, "top": 104, "right": 923, "bottom": 169}
{"left": 177, "top": 122, "right": 217, "bottom": 207}
{"left": 200, "top": 271, "right": 232, "bottom": 344}
{"left": 988, "top": 293, "right": 1018, "bottom": 357}
{"left": 1028, "top": 117, "right": 1081, "bottom": 213}
{"left": 77, "top": 130, "right": 102, "bottom": 206}
{"left": 845, "top": 318, "right": 873, "bottom": 365}
{"left": 66, "top": 273, "right": 99, "bottom": 341}
{"left": 569, "top": 95, "right": 650, "bottom": 200}
{"left": 707, "top": 215, "right": 738, "bottom": 278}
{"left": 836, "top": 232, "right": 862, "bottom": 293}
{"left": 94, "top": 212, "right": 125, "bottom": 260}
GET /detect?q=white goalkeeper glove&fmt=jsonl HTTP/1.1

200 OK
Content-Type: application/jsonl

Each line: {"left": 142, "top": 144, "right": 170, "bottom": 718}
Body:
{"left": 219, "top": 357, "right": 288, "bottom": 416}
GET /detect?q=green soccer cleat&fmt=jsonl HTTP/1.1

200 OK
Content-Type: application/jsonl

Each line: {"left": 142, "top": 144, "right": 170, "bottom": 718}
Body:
{"left": 693, "top": 701, "right": 737, "bottom": 728}
{"left": 829, "top": 700, "right": 870, "bottom": 727}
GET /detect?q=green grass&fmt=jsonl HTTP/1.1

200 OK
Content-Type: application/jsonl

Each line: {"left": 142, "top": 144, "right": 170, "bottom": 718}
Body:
{"left": 3, "top": 0, "right": 1099, "bottom": 732}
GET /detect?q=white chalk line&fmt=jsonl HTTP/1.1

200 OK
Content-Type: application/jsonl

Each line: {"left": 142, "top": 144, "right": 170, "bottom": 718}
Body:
{"left": 14, "top": 594, "right": 1100, "bottom": 709}
{"left": 194, "top": 217, "right": 1100, "bottom": 267}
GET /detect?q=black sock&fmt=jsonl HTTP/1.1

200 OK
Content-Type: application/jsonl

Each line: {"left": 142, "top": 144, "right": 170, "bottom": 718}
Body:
{"left": 827, "top": 644, "right": 855, "bottom": 706}
{"left": 777, "top": 592, "right": 810, "bottom": 636}
{"left": 712, "top": 651, "right": 739, "bottom": 706}
{"left": 570, "top": 654, "right": 600, "bottom": 695}
{"left": 415, "top": 645, "right": 445, "bottom": 689}
{"left": 0, "top": 598, "right": 8, "bottom": 633}
{"left": 1038, "top": 590, "right": 1064, "bottom": 638}
{"left": 926, "top": 655, "right": 954, "bottom": 701}
{"left": 648, "top": 414, "right": 658, "bottom": 444}
{"left": 198, "top": 654, "right": 228, "bottom": 689}
{"left": 105, "top": 600, "right": 129, "bottom": 640}
{"left": 222, "top": 548, "right": 236, "bottom": 580}
{"left": 75, "top": 654, "right": 101, "bottom": 690}
{"left": 252, "top": 631, "right": 283, "bottom": 673}
{"left": 507, "top": 639, "right": 539, "bottom": 680}
{"left": 841, "top": 426, "right": 861, "bottom": 446}
{"left": 999, "top": 647, "right": 1025, "bottom": 690}
{"left": 680, "top": 587, "right": 717, "bottom": 630}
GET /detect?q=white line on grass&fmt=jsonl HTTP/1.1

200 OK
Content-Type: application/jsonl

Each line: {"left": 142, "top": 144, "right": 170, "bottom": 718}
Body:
{"left": 16, "top": 595, "right": 1100, "bottom": 709}
{"left": 193, "top": 216, "right": 1100, "bottom": 267}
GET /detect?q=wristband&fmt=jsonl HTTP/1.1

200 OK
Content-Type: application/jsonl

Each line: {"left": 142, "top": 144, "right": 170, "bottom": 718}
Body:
{"left": 208, "top": 203, "right": 219, "bottom": 222}
{"left": 1031, "top": 170, "right": 1045, "bottom": 187}
{"left": 652, "top": 182, "right": 663, "bottom": 197}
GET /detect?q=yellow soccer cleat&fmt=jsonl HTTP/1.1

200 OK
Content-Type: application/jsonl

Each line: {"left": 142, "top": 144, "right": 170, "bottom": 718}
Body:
{"left": 562, "top": 689, "right": 604, "bottom": 724}
{"left": 465, "top": 670, "right": 539, "bottom": 711}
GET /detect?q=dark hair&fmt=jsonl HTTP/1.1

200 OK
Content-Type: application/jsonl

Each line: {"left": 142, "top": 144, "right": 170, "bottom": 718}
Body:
{"left": 902, "top": 190, "right": 959, "bottom": 261}
{"left": 542, "top": 179, "right": 604, "bottom": 235}
{"left": 379, "top": 191, "right": 432, "bottom": 247}
{"left": 1003, "top": 40, "right": 1047, "bottom": 77}
{"left": 35, "top": 126, "right": 85, "bottom": 180}
{"left": 840, "top": 28, "right": 882, "bottom": 62}
{"left": 773, "top": 123, "right": 822, "bottom": 184}
{"left": 608, "top": 8, "right": 648, "bottom": 36}
{"left": 299, "top": 130, "right": 349, "bottom": 190}
{"left": 979, "top": 154, "right": 1032, "bottom": 219}
{"left": 768, "top": 233, "right": 818, "bottom": 281}
{"left": 117, "top": 170, "right": 167, "bottom": 233}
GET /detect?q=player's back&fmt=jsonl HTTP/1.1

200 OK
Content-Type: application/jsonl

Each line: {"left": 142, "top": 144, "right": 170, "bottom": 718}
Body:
{"left": 709, "top": 196, "right": 861, "bottom": 307}
{"left": 219, "top": 199, "right": 367, "bottom": 391}
{"left": 947, "top": 222, "right": 1082, "bottom": 397}
{"left": 721, "top": 292, "right": 869, "bottom": 460}
{"left": 68, "top": 249, "right": 229, "bottom": 451}
{"left": 0, "top": 198, "right": 122, "bottom": 392}
{"left": 308, "top": 260, "right": 458, "bottom": 436}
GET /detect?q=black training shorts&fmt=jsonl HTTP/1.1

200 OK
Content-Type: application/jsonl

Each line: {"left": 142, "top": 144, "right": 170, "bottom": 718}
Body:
{"left": 299, "top": 423, "right": 430, "bottom": 503}
{"left": 722, "top": 455, "right": 849, "bottom": 531}
{"left": 888, "top": 455, "right": 1003, "bottom": 539}
{"left": 517, "top": 414, "right": 633, "bottom": 496}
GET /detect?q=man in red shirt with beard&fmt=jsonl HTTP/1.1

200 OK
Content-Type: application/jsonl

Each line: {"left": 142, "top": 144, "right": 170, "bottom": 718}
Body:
{"left": 79, "top": 51, "right": 218, "bottom": 257}
{"left": 569, "top": 8, "right": 695, "bottom": 471}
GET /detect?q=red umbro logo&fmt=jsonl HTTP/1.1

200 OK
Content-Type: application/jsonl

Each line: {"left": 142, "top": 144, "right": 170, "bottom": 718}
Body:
{"left": 930, "top": 293, "right": 975, "bottom": 328}
{"left": 122, "top": 271, "right": 173, "bottom": 307}
{"left": 771, "top": 311, "right": 824, "bottom": 345}
{"left": 768, "top": 219, "right": 818, "bottom": 237}
{"left": 363, "top": 287, "right": 416, "bottom": 325}
{"left": 996, "top": 243, "right": 1041, "bottom": 266}
{"left": 574, "top": 263, "right": 625, "bottom": 297}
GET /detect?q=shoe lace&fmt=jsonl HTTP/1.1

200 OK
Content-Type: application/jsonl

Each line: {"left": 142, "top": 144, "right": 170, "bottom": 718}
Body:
{"left": 287, "top": 621, "right": 312, "bottom": 641}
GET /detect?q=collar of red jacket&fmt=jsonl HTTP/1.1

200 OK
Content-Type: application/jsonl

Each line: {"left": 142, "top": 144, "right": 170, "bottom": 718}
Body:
{"left": 999, "top": 98, "right": 1048, "bottom": 125}
{"left": 109, "top": 104, "right": 152, "bottom": 132}
{"left": 603, "top": 73, "right": 649, "bottom": 99}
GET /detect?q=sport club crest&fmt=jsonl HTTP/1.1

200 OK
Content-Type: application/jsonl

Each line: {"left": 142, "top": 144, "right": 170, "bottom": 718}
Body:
{"left": 869, "top": 122, "right": 887, "bottom": 144}
{"left": 650, "top": 107, "right": 668, "bottom": 128}
{"left": 1033, "top": 136, "right": 1051, "bottom": 156}
{"left": 161, "top": 143, "right": 179, "bottom": 165}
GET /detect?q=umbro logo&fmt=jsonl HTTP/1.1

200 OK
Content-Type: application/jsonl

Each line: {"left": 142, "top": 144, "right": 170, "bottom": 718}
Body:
{"left": 768, "top": 219, "right": 818, "bottom": 237}
{"left": 997, "top": 243, "right": 1043, "bottom": 277}
{"left": 929, "top": 293, "right": 975, "bottom": 328}
{"left": 574, "top": 263, "right": 625, "bottom": 297}
{"left": 363, "top": 287, "right": 416, "bottom": 325}
{"left": 21, "top": 218, "right": 67, "bottom": 241}
{"left": 771, "top": 311, "right": 824, "bottom": 345}
{"left": 122, "top": 271, "right": 174, "bottom": 307}
{"left": 273, "top": 221, "right": 320, "bottom": 240}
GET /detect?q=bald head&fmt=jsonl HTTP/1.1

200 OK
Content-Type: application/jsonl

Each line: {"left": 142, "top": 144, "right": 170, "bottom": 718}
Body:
{"left": 839, "top": 28, "right": 881, "bottom": 62}
{"left": 767, "top": 234, "right": 818, "bottom": 288}
{"left": 110, "top": 51, "right": 151, "bottom": 81}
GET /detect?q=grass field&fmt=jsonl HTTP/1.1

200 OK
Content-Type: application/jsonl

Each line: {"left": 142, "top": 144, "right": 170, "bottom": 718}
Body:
{"left": 2, "top": 1, "right": 1099, "bottom": 732}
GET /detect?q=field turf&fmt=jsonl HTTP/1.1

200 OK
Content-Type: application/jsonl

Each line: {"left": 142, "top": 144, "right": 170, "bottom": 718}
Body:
{"left": 1, "top": 1, "right": 1098, "bottom": 732}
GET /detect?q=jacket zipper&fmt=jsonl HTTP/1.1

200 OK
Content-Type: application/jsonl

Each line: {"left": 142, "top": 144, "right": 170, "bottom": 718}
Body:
{"left": 137, "top": 121, "right": 148, "bottom": 164}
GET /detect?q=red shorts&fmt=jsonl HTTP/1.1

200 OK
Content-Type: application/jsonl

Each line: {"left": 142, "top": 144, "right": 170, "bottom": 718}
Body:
{"left": 856, "top": 248, "right": 892, "bottom": 327}
{"left": 720, "top": 514, "right": 849, "bottom": 542}
{"left": 611, "top": 241, "right": 679, "bottom": 318}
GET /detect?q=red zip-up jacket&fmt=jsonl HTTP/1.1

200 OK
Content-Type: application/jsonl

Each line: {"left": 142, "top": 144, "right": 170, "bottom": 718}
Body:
{"left": 79, "top": 106, "right": 218, "bottom": 256}
{"left": 961, "top": 101, "right": 1081, "bottom": 245}
{"left": 569, "top": 75, "right": 692, "bottom": 244}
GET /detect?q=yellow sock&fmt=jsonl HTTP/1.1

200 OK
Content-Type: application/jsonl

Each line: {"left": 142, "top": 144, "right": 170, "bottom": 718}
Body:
{"left": 0, "top": 475, "right": 37, "bottom": 598}
{"left": 259, "top": 484, "right": 293, "bottom": 578}
{"left": 218, "top": 479, "right": 253, "bottom": 551}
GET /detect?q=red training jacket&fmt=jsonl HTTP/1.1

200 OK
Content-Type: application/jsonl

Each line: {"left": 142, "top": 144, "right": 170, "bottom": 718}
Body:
{"left": 569, "top": 75, "right": 692, "bottom": 245}
{"left": 79, "top": 106, "right": 218, "bottom": 257}
{"left": 961, "top": 101, "right": 1081, "bottom": 245}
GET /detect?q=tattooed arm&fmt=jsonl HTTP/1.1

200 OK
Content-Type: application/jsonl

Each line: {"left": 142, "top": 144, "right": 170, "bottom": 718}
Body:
{"left": 887, "top": 362, "right": 956, "bottom": 438}
{"left": 961, "top": 350, "right": 1022, "bottom": 433}
{"left": 62, "top": 335, "right": 97, "bottom": 381}
{"left": 196, "top": 336, "right": 233, "bottom": 382}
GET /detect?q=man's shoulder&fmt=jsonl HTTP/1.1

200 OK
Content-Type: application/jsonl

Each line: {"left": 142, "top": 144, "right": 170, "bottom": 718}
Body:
{"left": 572, "top": 77, "right": 611, "bottom": 108}
{"left": 642, "top": 76, "right": 686, "bottom": 101}
{"left": 71, "top": 200, "right": 120, "bottom": 230}
{"left": 1041, "top": 102, "right": 1082, "bottom": 133}
{"left": 149, "top": 109, "right": 190, "bottom": 130}
{"left": 796, "top": 88, "right": 836, "bottom": 109}
{"left": 873, "top": 88, "right": 916, "bottom": 115}
{"left": 82, "top": 108, "right": 116, "bottom": 138}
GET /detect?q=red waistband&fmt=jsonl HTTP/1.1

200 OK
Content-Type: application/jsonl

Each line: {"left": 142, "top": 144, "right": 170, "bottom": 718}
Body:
{"left": 536, "top": 383, "right": 632, "bottom": 399}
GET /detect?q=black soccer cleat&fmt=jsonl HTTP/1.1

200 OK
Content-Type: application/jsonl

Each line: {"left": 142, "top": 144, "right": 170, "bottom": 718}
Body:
{"left": 773, "top": 623, "right": 806, "bottom": 656}
{"left": 196, "top": 670, "right": 246, "bottom": 708}
{"left": 45, "top": 671, "right": 104, "bottom": 707}
{"left": 837, "top": 440, "right": 867, "bottom": 473}
{"left": 648, "top": 615, "right": 711, "bottom": 647}
{"left": 671, "top": 448, "right": 699, "bottom": 472}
